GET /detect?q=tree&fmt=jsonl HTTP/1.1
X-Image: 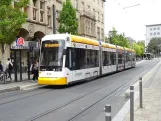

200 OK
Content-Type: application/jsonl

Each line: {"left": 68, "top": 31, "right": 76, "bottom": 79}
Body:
{"left": 108, "top": 27, "right": 130, "bottom": 47}
{"left": 132, "top": 42, "right": 142, "bottom": 56}
{"left": 131, "top": 41, "right": 145, "bottom": 56}
{"left": 147, "top": 37, "right": 161, "bottom": 55}
{"left": 0, "top": 0, "right": 29, "bottom": 81}
{"left": 137, "top": 40, "right": 145, "bottom": 56}
{"left": 105, "top": 36, "right": 110, "bottom": 43}
{"left": 58, "top": 0, "right": 78, "bottom": 35}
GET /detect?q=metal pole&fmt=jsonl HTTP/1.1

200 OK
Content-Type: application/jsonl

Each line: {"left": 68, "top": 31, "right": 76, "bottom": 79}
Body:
{"left": 19, "top": 51, "right": 22, "bottom": 81}
{"left": 130, "top": 86, "right": 134, "bottom": 121}
{"left": 139, "top": 77, "right": 143, "bottom": 108}
{"left": 105, "top": 104, "right": 111, "bottom": 121}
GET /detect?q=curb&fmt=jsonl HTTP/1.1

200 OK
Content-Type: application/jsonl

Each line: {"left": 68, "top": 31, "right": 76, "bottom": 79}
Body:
{"left": 113, "top": 59, "right": 161, "bottom": 121}
{"left": 0, "top": 84, "right": 46, "bottom": 93}
{"left": 0, "top": 86, "right": 20, "bottom": 93}
{"left": 19, "top": 84, "right": 46, "bottom": 91}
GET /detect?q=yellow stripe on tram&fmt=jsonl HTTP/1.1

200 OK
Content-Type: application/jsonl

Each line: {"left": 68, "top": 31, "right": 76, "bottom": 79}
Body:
{"left": 38, "top": 77, "right": 67, "bottom": 85}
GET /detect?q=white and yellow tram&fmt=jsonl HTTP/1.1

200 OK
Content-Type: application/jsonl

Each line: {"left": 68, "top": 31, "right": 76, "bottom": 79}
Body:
{"left": 38, "top": 34, "right": 136, "bottom": 85}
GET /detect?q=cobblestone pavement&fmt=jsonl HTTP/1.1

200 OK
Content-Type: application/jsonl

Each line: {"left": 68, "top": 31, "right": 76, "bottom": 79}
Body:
{"left": 123, "top": 60, "right": 161, "bottom": 121}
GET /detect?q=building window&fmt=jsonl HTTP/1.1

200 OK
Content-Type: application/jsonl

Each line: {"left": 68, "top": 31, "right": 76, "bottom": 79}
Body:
{"left": 150, "top": 33, "right": 152, "bottom": 36}
{"left": 91, "top": 22, "right": 93, "bottom": 36}
{"left": 98, "top": 12, "right": 99, "bottom": 21}
{"left": 82, "top": 2, "right": 84, "bottom": 11}
{"left": 157, "top": 27, "right": 160, "bottom": 30}
{"left": 102, "top": 1, "right": 103, "bottom": 7}
{"left": 88, "top": 21, "right": 90, "bottom": 35}
{"left": 48, "top": 16, "right": 51, "bottom": 26}
{"left": 24, "top": 7, "right": 28, "bottom": 18}
{"left": 101, "top": 28, "right": 104, "bottom": 40}
{"left": 101, "top": 14, "right": 103, "bottom": 23}
{"left": 74, "top": 0, "right": 78, "bottom": 9}
{"left": 40, "top": 11, "right": 43, "bottom": 22}
{"left": 157, "top": 32, "right": 160, "bottom": 35}
{"left": 93, "top": 23, "right": 95, "bottom": 36}
{"left": 33, "top": 0, "right": 36, "bottom": 7}
{"left": 47, "top": 7, "right": 51, "bottom": 26}
{"left": 33, "top": 8, "right": 37, "bottom": 20}
{"left": 56, "top": 10, "right": 60, "bottom": 18}
{"left": 97, "top": 27, "right": 100, "bottom": 39}
{"left": 150, "top": 28, "right": 152, "bottom": 31}
{"left": 153, "top": 28, "right": 156, "bottom": 30}
{"left": 154, "top": 32, "right": 156, "bottom": 35}
{"left": 40, "top": 1, "right": 44, "bottom": 10}
{"left": 47, "top": 7, "right": 51, "bottom": 15}
{"left": 86, "top": 20, "right": 88, "bottom": 34}
{"left": 88, "top": 5, "right": 90, "bottom": 12}
{"left": 93, "top": 8, "right": 95, "bottom": 14}
{"left": 98, "top": 0, "right": 99, "bottom": 4}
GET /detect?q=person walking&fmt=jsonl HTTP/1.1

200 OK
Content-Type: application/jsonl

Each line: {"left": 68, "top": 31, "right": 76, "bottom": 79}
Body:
{"left": 30, "top": 60, "right": 38, "bottom": 81}
{"left": 0, "top": 61, "right": 3, "bottom": 80}
{"left": 6, "top": 58, "right": 13, "bottom": 80}
{"left": 0, "top": 61, "right": 3, "bottom": 73}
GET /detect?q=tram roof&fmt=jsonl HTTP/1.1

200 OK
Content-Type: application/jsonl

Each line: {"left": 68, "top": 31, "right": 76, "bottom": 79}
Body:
{"left": 70, "top": 35, "right": 99, "bottom": 46}
{"left": 117, "top": 45, "right": 124, "bottom": 50}
{"left": 124, "top": 47, "right": 132, "bottom": 52}
{"left": 42, "top": 34, "right": 69, "bottom": 41}
{"left": 101, "top": 42, "right": 116, "bottom": 49}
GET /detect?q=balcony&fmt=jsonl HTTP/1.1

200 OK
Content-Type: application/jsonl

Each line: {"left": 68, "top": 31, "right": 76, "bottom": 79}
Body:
{"left": 80, "top": 10, "right": 96, "bottom": 21}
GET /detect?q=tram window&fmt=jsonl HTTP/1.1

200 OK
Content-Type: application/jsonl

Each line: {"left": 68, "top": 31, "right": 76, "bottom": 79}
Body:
{"left": 80, "top": 49, "right": 86, "bottom": 69}
{"left": 71, "top": 48, "right": 80, "bottom": 70}
{"left": 94, "top": 50, "right": 99, "bottom": 67}
{"left": 69, "top": 48, "right": 99, "bottom": 70}
{"left": 118, "top": 52, "right": 123, "bottom": 64}
{"left": 65, "top": 48, "right": 69, "bottom": 69}
{"left": 110, "top": 52, "right": 116, "bottom": 65}
{"left": 103, "top": 51, "right": 109, "bottom": 66}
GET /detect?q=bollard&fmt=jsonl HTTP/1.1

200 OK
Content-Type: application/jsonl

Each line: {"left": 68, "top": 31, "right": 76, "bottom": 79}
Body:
{"left": 139, "top": 77, "right": 143, "bottom": 108}
{"left": 105, "top": 104, "right": 111, "bottom": 121}
{"left": 130, "top": 86, "right": 134, "bottom": 121}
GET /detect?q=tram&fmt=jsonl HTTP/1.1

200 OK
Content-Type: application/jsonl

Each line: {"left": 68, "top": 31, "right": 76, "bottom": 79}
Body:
{"left": 38, "top": 34, "right": 136, "bottom": 85}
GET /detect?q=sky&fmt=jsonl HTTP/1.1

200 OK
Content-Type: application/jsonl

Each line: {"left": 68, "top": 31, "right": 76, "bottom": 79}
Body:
{"left": 104, "top": 0, "right": 161, "bottom": 41}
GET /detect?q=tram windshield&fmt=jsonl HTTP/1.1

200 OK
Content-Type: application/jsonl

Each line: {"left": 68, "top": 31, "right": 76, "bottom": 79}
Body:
{"left": 40, "top": 40, "right": 65, "bottom": 71}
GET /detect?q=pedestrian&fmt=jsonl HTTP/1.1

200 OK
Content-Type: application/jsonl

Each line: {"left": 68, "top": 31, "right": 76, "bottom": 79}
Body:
{"left": 30, "top": 60, "right": 38, "bottom": 81}
{"left": 6, "top": 58, "right": 13, "bottom": 80}
{"left": 0, "top": 61, "right": 3, "bottom": 78}
{"left": 0, "top": 61, "right": 3, "bottom": 72}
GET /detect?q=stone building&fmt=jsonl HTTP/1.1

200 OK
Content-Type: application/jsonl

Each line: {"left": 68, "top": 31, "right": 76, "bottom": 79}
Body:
{"left": 0, "top": 0, "right": 105, "bottom": 80}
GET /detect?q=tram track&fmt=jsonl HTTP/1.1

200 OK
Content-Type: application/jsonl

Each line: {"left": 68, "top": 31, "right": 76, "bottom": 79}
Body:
{"left": 0, "top": 60, "right": 157, "bottom": 108}
{"left": 0, "top": 60, "right": 157, "bottom": 109}
{"left": 26, "top": 66, "right": 152, "bottom": 121}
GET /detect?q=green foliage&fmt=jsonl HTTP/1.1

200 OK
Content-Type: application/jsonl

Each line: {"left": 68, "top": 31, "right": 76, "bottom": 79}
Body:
{"left": 0, "top": 0, "right": 29, "bottom": 46}
{"left": 107, "top": 27, "right": 145, "bottom": 56}
{"left": 132, "top": 41, "right": 145, "bottom": 56}
{"left": 147, "top": 37, "right": 161, "bottom": 54}
{"left": 58, "top": 0, "right": 78, "bottom": 35}
{"left": 105, "top": 36, "right": 109, "bottom": 43}
{"left": 108, "top": 27, "right": 129, "bottom": 47}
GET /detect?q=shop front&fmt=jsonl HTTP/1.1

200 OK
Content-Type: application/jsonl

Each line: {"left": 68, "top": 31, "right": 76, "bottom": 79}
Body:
{"left": 10, "top": 38, "right": 40, "bottom": 81}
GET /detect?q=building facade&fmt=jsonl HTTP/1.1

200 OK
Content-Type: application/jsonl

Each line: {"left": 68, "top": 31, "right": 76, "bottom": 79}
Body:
{"left": 145, "top": 24, "right": 161, "bottom": 47}
{"left": 0, "top": 0, "right": 105, "bottom": 79}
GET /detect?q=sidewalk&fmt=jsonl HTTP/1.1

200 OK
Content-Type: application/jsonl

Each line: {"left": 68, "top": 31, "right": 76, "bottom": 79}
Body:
{"left": 0, "top": 80, "right": 45, "bottom": 93}
{"left": 113, "top": 59, "right": 161, "bottom": 121}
